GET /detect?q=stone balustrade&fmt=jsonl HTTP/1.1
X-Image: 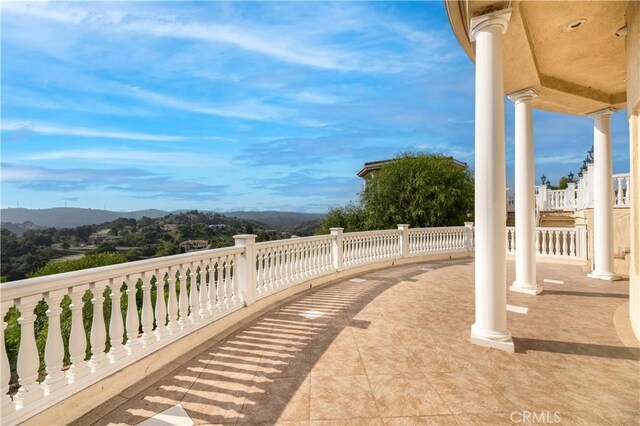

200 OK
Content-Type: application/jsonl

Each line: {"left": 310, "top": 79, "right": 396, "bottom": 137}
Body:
{"left": 506, "top": 226, "right": 587, "bottom": 260}
{"left": 531, "top": 172, "right": 631, "bottom": 212}
{"left": 0, "top": 224, "right": 474, "bottom": 425}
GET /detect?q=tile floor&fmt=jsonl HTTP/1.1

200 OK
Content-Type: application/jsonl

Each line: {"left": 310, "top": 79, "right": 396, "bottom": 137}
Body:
{"left": 74, "top": 259, "right": 639, "bottom": 425}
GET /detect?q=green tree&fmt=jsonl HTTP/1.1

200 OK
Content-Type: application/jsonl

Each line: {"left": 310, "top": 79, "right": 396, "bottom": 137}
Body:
{"left": 320, "top": 153, "right": 474, "bottom": 232}
{"left": 315, "top": 203, "right": 367, "bottom": 234}
{"left": 28, "top": 252, "right": 127, "bottom": 278}
{"left": 557, "top": 176, "right": 568, "bottom": 190}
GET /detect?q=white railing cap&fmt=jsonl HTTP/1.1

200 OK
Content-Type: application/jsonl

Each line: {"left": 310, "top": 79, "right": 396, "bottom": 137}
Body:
{"left": 1, "top": 246, "right": 244, "bottom": 302}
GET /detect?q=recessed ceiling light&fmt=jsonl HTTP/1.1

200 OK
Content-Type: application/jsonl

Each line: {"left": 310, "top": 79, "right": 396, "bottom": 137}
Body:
{"left": 565, "top": 19, "right": 586, "bottom": 31}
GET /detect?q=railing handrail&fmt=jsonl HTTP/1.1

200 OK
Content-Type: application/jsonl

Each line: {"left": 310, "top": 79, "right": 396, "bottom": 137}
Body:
{"left": 0, "top": 246, "right": 245, "bottom": 302}
{"left": 409, "top": 226, "right": 466, "bottom": 232}
{"left": 506, "top": 226, "right": 577, "bottom": 232}
{"left": 341, "top": 229, "right": 401, "bottom": 238}
{"left": 613, "top": 172, "right": 630, "bottom": 178}
{"left": 255, "top": 234, "right": 333, "bottom": 248}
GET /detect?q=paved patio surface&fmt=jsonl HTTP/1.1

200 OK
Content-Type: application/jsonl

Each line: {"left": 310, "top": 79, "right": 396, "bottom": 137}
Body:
{"left": 74, "top": 259, "right": 639, "bottom": 425}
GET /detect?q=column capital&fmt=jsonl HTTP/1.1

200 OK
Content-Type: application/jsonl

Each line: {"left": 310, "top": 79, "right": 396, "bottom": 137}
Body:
{"left": 587, "top": 107, "right": 616, "bottom": 120}
{"left": 469, "top": 8, "right": 512, "bottom": 41}
{"left": 507, "top": 88, "right": 538, "bottom": 104}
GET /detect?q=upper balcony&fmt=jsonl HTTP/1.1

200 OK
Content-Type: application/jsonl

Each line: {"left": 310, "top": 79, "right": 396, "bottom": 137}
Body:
{"left": 1, "top": 225, "right": 638, "bottom": 425}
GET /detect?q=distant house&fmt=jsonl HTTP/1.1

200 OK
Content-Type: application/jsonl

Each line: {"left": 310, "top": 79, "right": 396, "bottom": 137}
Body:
{"left": 208, "top": 224, "right": 227, "bottom": 230}
{"left": 161, "top": 224, "right": 178, "bottom": 232}
{"left": 89, "top": 229, "right": 122, "bottom": 245}
{"left": 357, "top": 157, "right": 467, "bottom": 182}
{"left": 179, "top": 239, "right": 209, "bottom": 252}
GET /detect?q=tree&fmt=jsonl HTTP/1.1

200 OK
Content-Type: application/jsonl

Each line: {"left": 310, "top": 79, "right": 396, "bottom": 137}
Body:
{"left": 320, "top": 153, "right": 474, "bottom": 232}
{"left": 315, "top": 203, "right": 367, "bottom": 234}
{"left": 28, "top": 252, "right": 127, "bottom": 278}
{"left": 557, "top": 176, "right": 568, "bottom": 190}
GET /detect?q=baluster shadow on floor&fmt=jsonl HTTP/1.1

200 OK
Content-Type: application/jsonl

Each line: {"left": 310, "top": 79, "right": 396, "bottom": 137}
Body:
{"left": 72, "top": 259, "right": 639, "bottom": 425}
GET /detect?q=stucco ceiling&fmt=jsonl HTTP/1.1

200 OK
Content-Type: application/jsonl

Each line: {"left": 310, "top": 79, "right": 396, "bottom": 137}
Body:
{"left": 445, "top": 0, "right": 628, "bottom": 115}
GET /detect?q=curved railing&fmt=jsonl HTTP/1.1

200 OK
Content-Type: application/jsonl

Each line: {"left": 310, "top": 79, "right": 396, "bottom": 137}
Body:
{"left": 506, "top": 226, "right": 587, "bottom": 260}
{"left": 0, "top": 224, "right": 474, "bottom": 425}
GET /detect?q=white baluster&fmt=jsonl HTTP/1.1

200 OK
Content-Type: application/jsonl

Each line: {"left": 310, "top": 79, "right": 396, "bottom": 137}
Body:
{"left": 67, "top": 286, "right": 90, "bottom": 382}
{"left": 41, "top": 290, "right": 66, "bottom": 395}
{"left": 616, "top": 177, "right": 624, "bottom": 205}
{"left": 562, "top": 231, "right": 568, "bottom": 256}
{"left": 124, "top": 276, "right": 141, "bottom": 353}
{"left": 188, "top": 265, "right": 200, "bottom": 325}
{"left": 570, "top": 231, "right": 576, "bottom": 257}
{"left": 232, "top": 253, "right": 241, "bottom": 305}
{"left": 536, "top": 230, "right": 542, "bottom": 254}
{"left": 222, "top": 257, "right": 231, "bottom": 307}
{"left": 88, "top": 280, "right": 109, "bottom": 371}
{"left": 541, "top": 231, "right": 548, "bottom": 255}
{"left": 256, "top": 251, "right": 264, "bottom": 294}
{"left": 177, "top": 266, "right": 190, "bottom": 329}
{"left": 1, "top": 301, "right": 14, "bottom": 414}
{"left": 215, "top": 260, "right": 224, "bottom": 313}
{"left": 199, "top": 261, "right": 209, "bottom": 319}
{"left": 625, "top": 176, "right": 631, "bottom": 204}
{"left": 14, "top": 295, "right": 44, "bottom": 409}
{"left": 154, "top": 269, "right": 169, "bottom": 339}
{"left": 108, "top": 278, "right": 126, "bottom": 362}
{"left": 140, "top": 273, "right": 155, "bottom": 347}
{"left": 166, "top": 268, "right": 179, "bottom": 333}
{"left": 204, "top": 262, "right": 216, "bottom": 315}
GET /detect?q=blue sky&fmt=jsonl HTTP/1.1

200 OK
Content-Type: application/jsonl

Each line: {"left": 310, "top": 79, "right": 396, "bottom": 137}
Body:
{"left": 1, "top": 1, "right": 630, "bottom": 213}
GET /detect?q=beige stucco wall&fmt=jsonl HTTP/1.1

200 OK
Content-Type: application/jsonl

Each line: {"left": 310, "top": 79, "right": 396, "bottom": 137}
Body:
{"left": 573, "top": 208, "right": 631, "bottom": 277}
{"left": 626, "top": 1, "right": 639, "bottom": 339}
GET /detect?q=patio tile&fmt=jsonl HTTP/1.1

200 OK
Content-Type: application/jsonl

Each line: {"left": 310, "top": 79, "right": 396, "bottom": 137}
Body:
{"left": 87, "top": 260, "right": 639, "bottom": 425}
{"left": 368, "top": 373, "right": 450, "bottom": 418}
{"left": 309, "top": 375, "right": 379, "bottom": 420}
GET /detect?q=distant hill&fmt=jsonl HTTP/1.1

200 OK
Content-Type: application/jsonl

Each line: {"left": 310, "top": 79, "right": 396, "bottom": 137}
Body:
{"left": 224, "top": 211, "right": 325, "bottom": 232}
{"left": 1, "top": 207, "right": 325, "bottom": 232}
{"left": 0, "top": 208, "right": 169, "bottom": 228}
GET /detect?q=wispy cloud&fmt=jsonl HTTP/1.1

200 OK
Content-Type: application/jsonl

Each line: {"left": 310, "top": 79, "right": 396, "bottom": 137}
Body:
{"left": 2, "top": 1, "right": 453, "bottom": 73}
{"left": 127, "top": 86, "right": 290, "bottom": 122}
{"left": 22, "top": 149, "right": 211, "bottom": 166}
{"left": 252, "top": 171, "right": 362, "bottom": 198}
{"left": 1, "top": 120, "right": 185, "bottom": 142}
{"left": 2, "top": 163, "right": 228, "bottom": 201}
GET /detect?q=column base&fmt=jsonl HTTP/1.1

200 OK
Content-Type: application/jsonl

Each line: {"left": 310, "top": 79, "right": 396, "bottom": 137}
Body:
{"left": 470, "top": 325, "right": 515, "bottom": 352}
{"left": 510, "top": 282, "right": 543, "bottom": 295}
{"left": 587, "top": 271, "right": 621, "bottom": 281}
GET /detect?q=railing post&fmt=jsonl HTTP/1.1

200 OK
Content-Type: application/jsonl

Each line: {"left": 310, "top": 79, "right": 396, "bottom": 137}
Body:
{"left": 330, "top": 228, "right": 344, "bottom": 271}
{"left": 464, "top": 222, "right": 475, "bottom": 251}
{"left": 234, "top": 234, "right": 257, "bottom": 306}
{"left": 567, "top": 182, "right": 577, "bottom": 210}
{"left": 575, "top": 224, "right": 588, "bottom": 260}
{"left": 1, "top": 301, "right": 15, "bottom": 414}
{"left": 397, "top": 224, "right": 410, "bottom": 258}
{"left": 538, "top": 185, "right": 548, "bottom": 211}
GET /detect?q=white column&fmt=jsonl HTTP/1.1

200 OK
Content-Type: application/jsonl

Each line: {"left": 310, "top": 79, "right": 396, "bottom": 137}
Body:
{"left": 234, "top": 234, "right": 257, "bottom": 305}
{"left": 508, "top": 88, "right": 542, "bottom": 295}
{"left": 330, "top": 228, "right": 344, "bottom": 271}
{"left": 588, "top": 107, "right": 621, "bottom": 281}
{"left": 469, "top": 8, "right": 514, "bottom": 352}
{"left": 397, "top": 224, "right": 410, "bottom": 258}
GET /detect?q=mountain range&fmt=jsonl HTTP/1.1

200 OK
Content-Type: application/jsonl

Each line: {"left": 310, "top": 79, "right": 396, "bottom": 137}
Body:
{"left": 1, "top": 207, "right": 324, "bottom": 231}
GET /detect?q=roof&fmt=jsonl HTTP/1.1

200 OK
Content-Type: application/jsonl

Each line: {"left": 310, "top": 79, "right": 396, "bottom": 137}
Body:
{"left": 357, "top": 157, "right": 468, "bottom": 178}
{"left": 444, "top": 0, "right": 628, "bottom": 115}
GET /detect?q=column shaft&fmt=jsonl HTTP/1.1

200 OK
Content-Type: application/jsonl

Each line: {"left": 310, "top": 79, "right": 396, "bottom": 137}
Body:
{"left": 469, "top": 9, "right": 514, "bottom": 352}
{"left": 588, "top": 109, "right": 620, "bottom": 281}
{"left": 509, "top": 89, "right": 541, "bottom": 295}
